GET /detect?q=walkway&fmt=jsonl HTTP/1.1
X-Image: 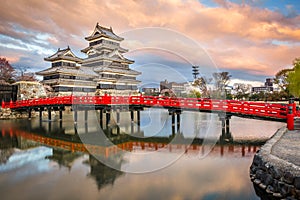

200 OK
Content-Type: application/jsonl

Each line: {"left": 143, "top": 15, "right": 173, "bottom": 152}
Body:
{"left": 272, "top": 130, "right": 300, "bottom": 167}
{"left": 250, "top": 127, "right": 300, "bottom": 199}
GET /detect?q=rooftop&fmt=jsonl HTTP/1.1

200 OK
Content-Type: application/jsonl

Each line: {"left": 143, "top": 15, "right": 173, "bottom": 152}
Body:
{"left": 85, "top": 23, "right": 124, "bottom": 42}
{"left": 44, "top": 46, "right": 82, "bottom": 63}
{"left": 94, "top": 66, "right": 141, "bottom": 76}
{"left": 36, "top": 66, "right": 98, "bottom": 77}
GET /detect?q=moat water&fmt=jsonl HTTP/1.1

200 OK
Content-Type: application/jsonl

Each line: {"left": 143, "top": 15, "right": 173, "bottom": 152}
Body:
{"left": 0, "top": 109, "right": 284, "bottom": 200}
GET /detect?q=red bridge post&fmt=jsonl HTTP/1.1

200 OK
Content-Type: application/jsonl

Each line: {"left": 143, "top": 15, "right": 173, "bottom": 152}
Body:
{"left": 287, "top": 98, "right": 295, "bottom": 130}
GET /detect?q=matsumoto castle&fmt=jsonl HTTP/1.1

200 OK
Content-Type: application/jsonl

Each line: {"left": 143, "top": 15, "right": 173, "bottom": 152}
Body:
{"left": 37, "top": 23, "right": 141, "bottom": 96}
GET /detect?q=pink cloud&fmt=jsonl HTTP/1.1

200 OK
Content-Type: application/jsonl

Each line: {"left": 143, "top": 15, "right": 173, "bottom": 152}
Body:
{"left": 0, "top": 0, "right": 299, "bottom": 79}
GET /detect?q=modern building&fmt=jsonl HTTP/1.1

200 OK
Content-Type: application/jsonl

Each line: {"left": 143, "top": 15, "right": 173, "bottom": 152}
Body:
{"left": 37, "top": 23, "right": 141, "bottom": 96}
{"left": 160, "top": 80, "right": 186, "bottom": 96}
{"left": 141, "top": 87, "right": 160, "bottom": 96}
{"left": 264, "top": 78, "right": 273, "bottom": 87}
{"left": 252, "top": 78, "right": 274, "bottom": 93}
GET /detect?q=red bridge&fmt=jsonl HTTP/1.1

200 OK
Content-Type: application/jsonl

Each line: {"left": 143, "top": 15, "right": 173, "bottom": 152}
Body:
{"left": 2, "top": 95, "right": 300, "bottom": 128}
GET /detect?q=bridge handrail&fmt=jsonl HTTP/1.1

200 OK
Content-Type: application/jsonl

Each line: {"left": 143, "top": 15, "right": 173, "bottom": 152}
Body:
{"left": 1, "top": 95, "right": 294, "bottom": 119}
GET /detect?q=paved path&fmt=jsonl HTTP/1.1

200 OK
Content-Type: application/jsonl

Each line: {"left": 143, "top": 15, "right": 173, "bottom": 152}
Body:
{"left": 250, "top": 127, "right": 300, "bottom": 199}
{"left": 271, "top": 129, "right": 300, "bottom": 167}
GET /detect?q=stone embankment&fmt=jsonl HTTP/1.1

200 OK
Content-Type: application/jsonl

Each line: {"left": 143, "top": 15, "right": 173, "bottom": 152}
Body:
{"left": 0, "top": 108, "right": 33, "bottom": 119}
{"left": 250, "top": 127, "right": 300, "bottom": 199}
{"left": 0, "top": 107, "right": 64, "bottom": 120}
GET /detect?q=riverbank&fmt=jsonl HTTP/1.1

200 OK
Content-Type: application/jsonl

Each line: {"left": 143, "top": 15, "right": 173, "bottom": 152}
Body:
{"left": 0, "top": 107, "right": 72, "bottom": 120}
{"left": 250, "top": 127, "right": 300, "bottom": 199}
{"left": 0, "top": 108, "right": 29, "bottom": 119}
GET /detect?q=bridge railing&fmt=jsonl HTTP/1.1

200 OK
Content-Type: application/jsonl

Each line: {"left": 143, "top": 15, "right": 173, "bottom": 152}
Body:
{"left": 1, "top": 95, "right": 294, "bottom": 120}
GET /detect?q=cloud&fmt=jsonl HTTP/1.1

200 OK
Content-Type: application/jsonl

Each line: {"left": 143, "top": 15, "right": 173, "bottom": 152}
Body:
{"left": 0, "top": 0, "right": 299, "bottom": 82}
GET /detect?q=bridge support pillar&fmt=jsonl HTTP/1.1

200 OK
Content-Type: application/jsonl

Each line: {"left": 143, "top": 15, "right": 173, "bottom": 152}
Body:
{"left": 221, "top": 118, "right": 226, "bottom": 131}
{"left": 131, "top": 122, "right": 134, "bottom": 134}
{"left": 74, "top": 124, "right": 78, "bottom": 135}
{"left": 130, "top": 110, "right": 134, "bottom": 123}
{"left": 106, "top": 110, "right": 111, "bottom": 127}
{"left": 59, "top": 109, "right": 63, "bottom": 121}
{"left": 171, "top": 112, "right": 176, "bottom": 135}
{"left": 48, "top": 122, "right": 52, "bottom": 133}
{"left": 115, "top": 109, "right": 121, "bottom": 135}
{"left": 116, "top": 110, "right": 120, "bottom": 125}
{"left": 74, "top": 110, "right": 78, "bottom": 123}
{"left": 116, "top": 126, "right": 120, "bottom": 135}
{"left": 226, "top": 117, "right": 230, "bottom": 133}
{"left": 99, "top": 109, "right": 103, "bottom": 128}
{"left": 169, "top": 109, "right": 182, "bottom": 135}
{"left": 137, "top": 110, "right": 141, "bottom": 126}
{"left": 39, "top": 109, "right": 43, "bottom": 121}
{"left": 85, "top": 121, "right": 88, "bottom": 133}
{"left": 177, "top": 112, "right": 181, "bottom": 132}
{"left": 28, "top": 108, "right": 32, "bottom": 120}
{"left": 39, "top": 115, "right": 43, "bottom": 128}
{"left": 84, "top": 110, "right": 88, "bottom": 122}
{"left": 219, "top": 113, "right": 232, "bottom": 142}
{"left": 136, "top": 110, "right": 141, "bottom": 133}
{"left": 48, "top": 108, "right": 51, "bottom": 121}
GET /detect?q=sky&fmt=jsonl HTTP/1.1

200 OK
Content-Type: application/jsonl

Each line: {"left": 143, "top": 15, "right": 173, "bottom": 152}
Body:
{"left": 0, "top": 0, "right": 299, "bottom": 86}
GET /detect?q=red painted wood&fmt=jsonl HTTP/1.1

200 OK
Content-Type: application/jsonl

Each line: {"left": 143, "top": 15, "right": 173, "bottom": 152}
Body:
{"left": 2, "top": 95, "right": 298, "bottom": 120}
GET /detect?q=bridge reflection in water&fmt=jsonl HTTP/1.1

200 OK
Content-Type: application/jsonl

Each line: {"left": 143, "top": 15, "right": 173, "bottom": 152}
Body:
{"left": 0, "top": 121, "right": 262, "bottom": 191}
{"left": 0, "top": 107, "right": 287, "bottom": 199}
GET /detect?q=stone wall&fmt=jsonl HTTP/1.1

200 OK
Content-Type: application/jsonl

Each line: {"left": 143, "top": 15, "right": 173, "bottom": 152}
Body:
{"left": 250, "top": 127, "right": 300, "bottom": 199}
{"left": 14, "top": 81, "right": 47, "bottom": 100}
{"left": 0, "top": 108, "right": 35, "bottom": 119}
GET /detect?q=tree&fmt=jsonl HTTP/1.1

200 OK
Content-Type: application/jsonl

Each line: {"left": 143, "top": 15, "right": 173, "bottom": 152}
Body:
{"left": 211, "top": 72, "right": 231, "bottom": 99}
{"left": 15, "top": 72, "right": 37, "bottom": 81}
{"left": 192, "top": 76, "right": 211, "bottom": 98}
{"left": 212, "top": 72, "right": 231, "bottom": 91}
{"left": 188, "top": 89, "right": 201, "bottom": 98}
{"left": 233, "top": 83, "right": 251, "bottom": 100}
{"left": 249, "top": 91, "right": 265, "bottom": 101}
{"left": 274, "top": 68, "right": 293, "bottom": 93}
{"left": 0, "top": 57, "right": 16, "bottom": 83}
{"left": 14, "top": 66, "right": 37, "bottom": 81}
{"left": 287, "top": 58, "right": 300, "bottom": 97}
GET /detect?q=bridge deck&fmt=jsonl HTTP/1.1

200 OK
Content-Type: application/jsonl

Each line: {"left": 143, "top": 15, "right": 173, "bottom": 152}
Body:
{"left": 2, "top": 95, "right": 300, "bottom": 121}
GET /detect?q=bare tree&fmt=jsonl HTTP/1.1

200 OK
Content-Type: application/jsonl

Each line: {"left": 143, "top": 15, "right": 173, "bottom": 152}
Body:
{"left": 212, "top": 72, "right": 231, "bottom": 91}
{"left": 0, "top": 57, "right": 16, "bottom": 83}
{"left": 211, "top": 72, "right": 231, "bottom": 99}
{"left": 193, "top": 76, "right": 211, "bottom": 98}
{"left": 233, "top": 83, "right": 251, "bottom": 100}
{"left": 274, "top": 68, "right": 293, "bottom": 92}
{"left": 14, "top": 66, "right": 37, "bottom": 81}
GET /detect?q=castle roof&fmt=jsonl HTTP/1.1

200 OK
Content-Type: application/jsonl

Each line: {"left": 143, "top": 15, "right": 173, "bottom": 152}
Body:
{"left": 94, "top": 66, "right": 141, "bottom": 76}
{"left": 36, "top": 66, "right": 98, "bottom": 77}
{"left": 85, "top": 23, "right": 124, "bottom": 42}
{"left": 82, "top": 49, "right": 134, "bottom": 65}
{"left": 81, "top": 44, "right": 128, "bottom": 54}
{"left": 44, "top": 46, "right": 82, "bottom": 62}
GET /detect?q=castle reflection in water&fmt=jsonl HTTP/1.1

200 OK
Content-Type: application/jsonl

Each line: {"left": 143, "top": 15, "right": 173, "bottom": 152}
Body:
{"left": 0, "top": 109, "right": 267, "bottom": 191}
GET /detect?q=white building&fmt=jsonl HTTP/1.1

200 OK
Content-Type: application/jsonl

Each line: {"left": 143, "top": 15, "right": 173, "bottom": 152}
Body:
{"left": 37, "top": 23, "right": 141, "bottom": 96}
